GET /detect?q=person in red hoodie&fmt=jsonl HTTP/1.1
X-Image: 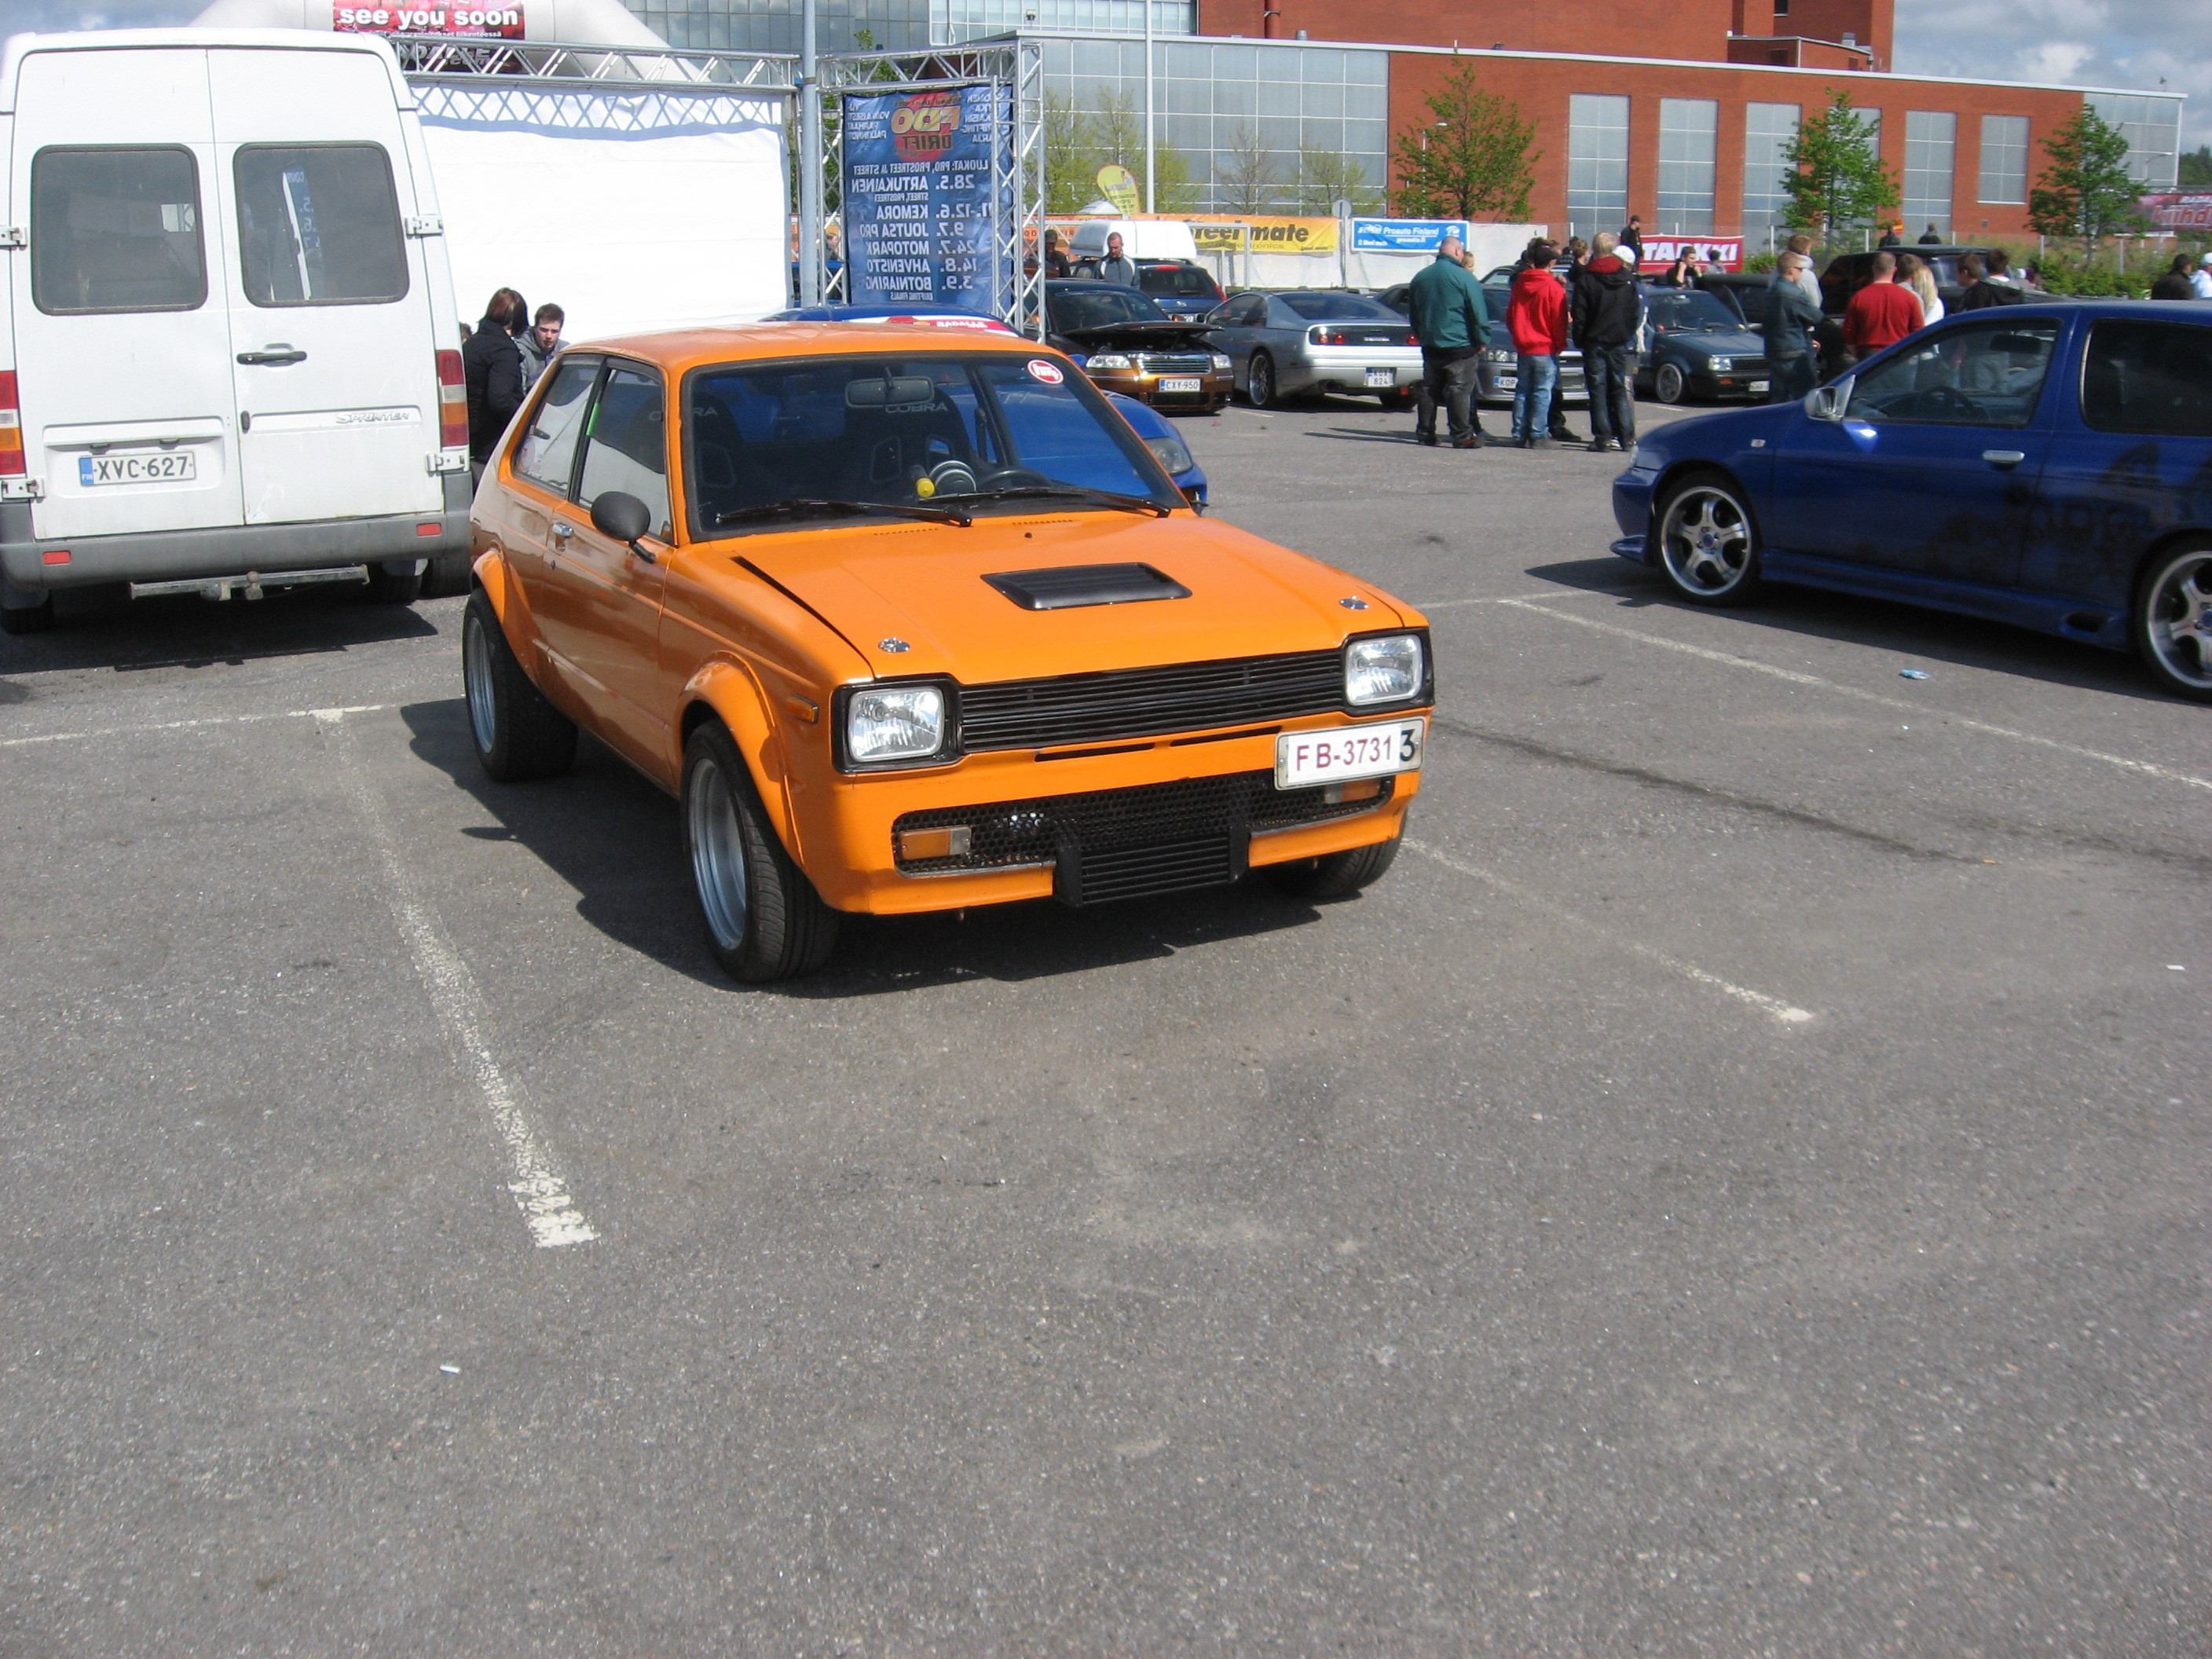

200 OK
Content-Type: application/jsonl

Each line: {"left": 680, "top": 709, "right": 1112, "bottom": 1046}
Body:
{"left": 1843, "top": 251, "right": 1923, "bottom": 365}
{"left": 1507, "top": 239, "right": 1570, "bottom": 449}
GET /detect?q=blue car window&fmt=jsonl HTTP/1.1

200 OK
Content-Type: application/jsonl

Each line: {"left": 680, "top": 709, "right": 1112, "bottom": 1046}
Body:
{"left": 1845, "top": 318, "right": 2061, "bottom": 429}
{"left": 2082, "top": 318, "right": 2212, "bottom": 439}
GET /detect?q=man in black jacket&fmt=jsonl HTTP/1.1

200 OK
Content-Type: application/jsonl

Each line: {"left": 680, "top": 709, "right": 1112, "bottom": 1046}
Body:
{"left": 463, "top": 287, "right": 528, "bottom": 479}
{"left": 1953, "top": 254, "right": 2023, "bottom": 312}
{"left": 1570, "top": 231, "right": 1641, "bottom": 452}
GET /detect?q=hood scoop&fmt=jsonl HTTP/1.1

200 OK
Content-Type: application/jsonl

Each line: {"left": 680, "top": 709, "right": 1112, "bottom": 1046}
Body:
{"left": 983, "top": 562, "right": 1192, "bottom": 612}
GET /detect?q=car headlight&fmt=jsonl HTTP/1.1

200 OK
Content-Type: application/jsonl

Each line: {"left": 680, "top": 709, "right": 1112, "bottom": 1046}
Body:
{"left": 1210, "top": 353, "right": 1231, "bottom": 370}
{"left": 846, "top": 685, "right": 946, "bottom": 765}
{"left": 1481, "top": 346, "right": 1515, "bottom": 364}
{"left": 1708, "top": 357, "right": 1733, "bottom": 372}
{"left": 1085, "top": 353, "right": 1132, "bottom": 370}
{"left": 1344, "top": 634, "right": 1423, "bottom": 706}
{"left": 1145, "top": 434, "right": 1194, "bottom": 474}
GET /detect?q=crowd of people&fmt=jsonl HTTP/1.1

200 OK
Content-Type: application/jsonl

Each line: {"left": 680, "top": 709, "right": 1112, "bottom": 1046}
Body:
{"left": 460, "top": 289, "right": 566, "bottom": 479}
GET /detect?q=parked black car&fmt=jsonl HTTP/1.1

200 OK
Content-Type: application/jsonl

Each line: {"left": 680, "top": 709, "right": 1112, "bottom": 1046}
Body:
{"left": 1129, "top": 258, "right": 1225, "bottom": 321}
{"left": 1031, "top": 280, "right": 1234, "bottom": 412}
{"left": 1634, "top": 285, "right": 1772, "bottom": 404}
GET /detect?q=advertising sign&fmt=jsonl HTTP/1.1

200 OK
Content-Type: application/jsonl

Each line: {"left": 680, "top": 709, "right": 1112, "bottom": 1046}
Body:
{"left": 1187, "top": 215, "right": 1339, "bottom": 255}
{"left": 841, "top": 84, "right": 1007, "bottom": 312}
{"left": 2140, "top": 192, "right": 2212, "bottom": 231}
{"left": 1096, "top": 164, "right": 1141, "bottom": 216}
{"left": 1350, "top": 218, "right": 1471, "bottom": 253}
{"left": 1635, "top": 236, "right": 1742, "bottom": 272}
{"left": 333, "top": 3, "right": 525, "bottom": 37}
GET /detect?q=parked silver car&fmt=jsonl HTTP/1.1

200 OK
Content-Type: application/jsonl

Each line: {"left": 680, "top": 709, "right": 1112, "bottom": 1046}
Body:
{"left": 1202, "top": 291, "right": 1423, "bottom": 409}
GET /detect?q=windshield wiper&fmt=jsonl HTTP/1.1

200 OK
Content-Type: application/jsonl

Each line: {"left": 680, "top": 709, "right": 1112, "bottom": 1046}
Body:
{"left": 716, "top": 497, "right": 972, "bottom": 529}
{"left": 932, "top": 485, "right": 1170, "bottom": 518}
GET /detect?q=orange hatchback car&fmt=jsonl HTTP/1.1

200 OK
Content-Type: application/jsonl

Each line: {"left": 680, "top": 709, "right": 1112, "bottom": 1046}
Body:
{"left": 463, "top": 324, "right": 1433, "bottom": 981}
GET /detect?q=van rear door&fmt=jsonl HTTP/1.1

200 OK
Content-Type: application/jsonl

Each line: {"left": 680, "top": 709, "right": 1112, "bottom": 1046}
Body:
{"left": 207, "top": 46, "right": 441, "bottom": 526}
{"left": 9, "top": 44, "right": 247, "bottom": 542}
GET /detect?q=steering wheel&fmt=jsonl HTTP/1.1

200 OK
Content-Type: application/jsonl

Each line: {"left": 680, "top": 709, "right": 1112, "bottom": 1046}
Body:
{"left": 1910, "top": 385, "right": 1987, "bottom": 421}
{"left": 977, "top": 466, "right": 1053, "bottom": 490}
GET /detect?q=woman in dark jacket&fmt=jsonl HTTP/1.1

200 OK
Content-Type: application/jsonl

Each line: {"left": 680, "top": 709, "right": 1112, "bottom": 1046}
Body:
{"left": 463, "top": 287, "right": 529, "bottom": 472}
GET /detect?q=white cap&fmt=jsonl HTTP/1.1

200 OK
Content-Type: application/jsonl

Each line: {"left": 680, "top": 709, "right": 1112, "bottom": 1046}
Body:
{"left": 2201, "top": 251, "right": 2212, "bottom": 266}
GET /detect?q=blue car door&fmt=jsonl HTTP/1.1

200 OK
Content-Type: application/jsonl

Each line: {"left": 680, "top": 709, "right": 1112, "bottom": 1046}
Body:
{"left": 1764, "top": 314, "right": 2066, "bottom": 590}
{"left": 2024, "top": 313, "right": 2212, "bottom": 633}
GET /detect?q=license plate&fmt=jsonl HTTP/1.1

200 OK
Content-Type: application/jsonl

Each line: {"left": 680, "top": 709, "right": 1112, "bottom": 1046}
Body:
{"left": 1364, "top": 368, "right": 1395, "bottom": 387}
{"left": 1159, "top": 377, "right": 1203, "bottom": 394}
{"left": 1276, "top": 719, "right": 1426, "bottom": 789}
{"left": 1495, "top": 375, "right": 1518, "bottom": 389}
{"left": 1749, "top": 380, "right": 1769, "bottom": 393}
{"left": 80, "top": 452, "right": 196, "bottom": 485}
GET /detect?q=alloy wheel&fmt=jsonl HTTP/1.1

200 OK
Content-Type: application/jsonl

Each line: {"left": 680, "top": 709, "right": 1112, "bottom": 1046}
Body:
{"left": 463, "top": 609, "right": 498, "bottom": 756}
{"left": 687, "top": 754, "right": 750, "bottom": 952}
{"left": 2142, "top": 548, "right": 2212, "bottom": 694}
{"left": 1658, "top": 483, "right": 1756, "bottom": 599}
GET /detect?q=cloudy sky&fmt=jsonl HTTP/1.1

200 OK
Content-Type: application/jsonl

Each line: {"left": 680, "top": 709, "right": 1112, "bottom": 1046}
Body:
{"left": 3, "top": 0, "right": 2205, "bottom": 149}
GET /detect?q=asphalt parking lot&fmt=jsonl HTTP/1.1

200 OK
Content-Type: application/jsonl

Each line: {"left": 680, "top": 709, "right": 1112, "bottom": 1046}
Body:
{"left": 2, "top": 392, "right": 2206, "bottom": 1657}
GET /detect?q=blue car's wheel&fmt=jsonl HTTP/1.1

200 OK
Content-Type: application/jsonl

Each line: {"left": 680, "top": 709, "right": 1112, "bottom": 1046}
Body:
{"left": 2133, "top": 541, "right": 2212, "bottom": 703}
{"left": 1655, "top": 474, "right": 1761, "bottom": 606}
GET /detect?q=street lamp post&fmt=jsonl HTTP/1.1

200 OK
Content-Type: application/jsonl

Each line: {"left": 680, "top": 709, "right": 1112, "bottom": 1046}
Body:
{"left": 1144, "top": 0, "right": 1155, "bottom": 214}
{"left": 799, "top": 0, "right": 822, "bottom": 306}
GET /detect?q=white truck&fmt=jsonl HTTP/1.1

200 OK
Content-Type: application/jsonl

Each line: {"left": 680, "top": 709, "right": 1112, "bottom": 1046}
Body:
{"left": 0, "top": 28, "right": 471, "bottom": 633}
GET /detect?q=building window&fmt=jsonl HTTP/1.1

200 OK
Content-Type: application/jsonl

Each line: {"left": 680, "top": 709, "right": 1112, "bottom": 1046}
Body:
{"left": 1741, "top": 102, "right": 1799, "bottom": 252}
{"left": 1977, "top": 114, "right": 2028, "bottom": 204}
{"left": 934, "top": 1, "right": 1196, "bottom": 42}
{"left": 1567, "top": 93, "right": 1629, "bottom": 241}
{"left": 2086, "top": 93, "right": 2181, "bottom": 190}
{"left": 1903, "top": 111, "right": 1955, "bottom": 241}
{"left": 1656, "top": 97, "right": 1716, "bottom": 237}
{"left": 1772, "top": 0, "right": 1789, "bottom": 13}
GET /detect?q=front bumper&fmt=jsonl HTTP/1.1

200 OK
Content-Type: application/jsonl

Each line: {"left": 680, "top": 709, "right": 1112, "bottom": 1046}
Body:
{"left": 1478, "top": 353, "right": 1590, "bottom": 408}
{"left": 1083, "top": 366, "right": 1234, "bottom": 408}
{"left": 1610, "top": 461, "right": 1661, "bottom": 546}
{"left": 793, "top": 710, "right": 1426, "bottom": 915}
{"left": 1693, "top": 364, "right": 1774, "bottom": 401}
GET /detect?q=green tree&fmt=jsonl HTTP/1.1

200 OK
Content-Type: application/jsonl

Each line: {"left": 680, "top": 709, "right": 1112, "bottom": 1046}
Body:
{"left": 1045, "top": 88, "right": 1199, "bottom": 214}
{"left": 1390, "top": 63, "right": 1536, "bottom": 220}
{"left": 2030, "top": 104, "right": 2152, "bottom": 251}
{"left": 1214, "top": 121, "right": 1283, "bottom": 214}
{"left": 1291, "top": 146, "right": 1384, "bottom": 216}
{"left": 2181, "top": 145, "right": 2212, "bottom": 188}
{"left": 1044, "top": 91, "right": 1101, "bottom": 213}
{"left": 1779, "top": 92, "right": 1899, "bottom": 238}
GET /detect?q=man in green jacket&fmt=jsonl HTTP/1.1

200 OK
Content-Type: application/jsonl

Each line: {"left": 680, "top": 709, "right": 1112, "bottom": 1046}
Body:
{"left": 1407, "top": 236, "right": 1491, "bottom": 448}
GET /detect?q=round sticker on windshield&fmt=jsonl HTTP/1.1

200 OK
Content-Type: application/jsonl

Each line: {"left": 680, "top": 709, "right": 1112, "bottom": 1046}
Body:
{"left": 1026, "top": 358, "right": 1064, "bottom": 385}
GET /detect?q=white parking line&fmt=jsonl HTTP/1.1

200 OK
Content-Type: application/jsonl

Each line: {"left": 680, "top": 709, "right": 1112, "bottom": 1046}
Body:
{"left": 1494, "top": 599, "right": 2212, "bottom": 793}
{"left": 314, "top": 708, "right": 598, "bottom": 1250}
{"left": 1415, "top": 591, "right": 1617, "bottom": 610}
{"left": 0, "top": 704, "right": 391, "bottom": 750}
{"left": 1406, "top": 838, "right": 1815, "bottom": 1025}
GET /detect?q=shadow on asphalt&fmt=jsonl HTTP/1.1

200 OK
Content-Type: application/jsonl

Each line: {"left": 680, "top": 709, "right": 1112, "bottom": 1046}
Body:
{"left": 0, "top": 582, "right": 438, "bottom": 678}
{"left": 401, "top": 698, "right": 1328, "bottom": 997}
{"left": 1525, "top": 557, "right": 2172, "bottom": 704}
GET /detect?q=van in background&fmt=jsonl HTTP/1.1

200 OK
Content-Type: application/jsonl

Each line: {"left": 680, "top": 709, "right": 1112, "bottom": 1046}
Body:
{"left": 0, "top": 29, "right": 471, "bottom": 633}
{"left": 1064, "top": 219, "right": 1200, "bottom": 268}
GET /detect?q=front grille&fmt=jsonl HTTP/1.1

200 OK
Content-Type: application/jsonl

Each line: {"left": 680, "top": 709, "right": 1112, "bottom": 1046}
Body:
{"left": 1075, "top": 836, "right": 1236, "bottom": 903}
{"left": 960, "top": 650, "right": 1345, "bottom": 753}
{"left": 1141, "top": 353, "right": 1214, "bottom": 375}
{"left": 892, "top": 769, "right": 1395, "bottom": 899}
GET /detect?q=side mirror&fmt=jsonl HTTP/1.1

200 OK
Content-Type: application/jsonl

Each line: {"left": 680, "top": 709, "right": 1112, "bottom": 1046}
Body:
{"left": 591, "top": 489, "right": 654, "bottom": 551}
{"left": 1804, "top": 379, "right": 1851, "bottom": 422}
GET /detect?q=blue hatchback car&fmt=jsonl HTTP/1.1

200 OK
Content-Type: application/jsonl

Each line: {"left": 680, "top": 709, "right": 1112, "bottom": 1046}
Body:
{"left": 1611, "top": 302, "right": 2212, "bottom": 701}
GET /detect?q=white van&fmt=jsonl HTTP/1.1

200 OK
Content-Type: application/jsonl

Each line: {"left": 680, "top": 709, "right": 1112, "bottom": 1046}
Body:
{"left": 0, "top": 28, "right": 470, "bottom": 633}
{"left": 1064, "top": 218, "right": 1201, "bottom": 267}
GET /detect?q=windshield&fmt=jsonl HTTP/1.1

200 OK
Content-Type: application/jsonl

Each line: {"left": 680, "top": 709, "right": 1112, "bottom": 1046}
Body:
{"left": 1649, "top": 291, "right": 1754, "bottom": 332}
{"left": 1138, "top": 266, "right": 1219, "bottom": 298}
{"left": 1280, "top": 292, "right": 1402, "bottom": 320}
{"left": 684, "top": 353, "right": 1180, "bottom": 534}
{"left": 1049, "top": 287, "right": 1167, "bottom": 329}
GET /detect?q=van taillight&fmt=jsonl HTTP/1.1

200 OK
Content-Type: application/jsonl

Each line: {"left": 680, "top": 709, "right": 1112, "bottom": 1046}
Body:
{"left": 0, "top": 372, "right": 23, "bottom": 477}
{"left": 436, "top": 351, "right": 467, "bottom": 450}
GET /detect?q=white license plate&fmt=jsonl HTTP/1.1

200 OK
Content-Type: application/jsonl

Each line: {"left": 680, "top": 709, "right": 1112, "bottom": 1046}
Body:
{"left": 1276, "top": 719, "right": 1426, "bottom": 789}
{"left": 80, "top": 452, "right": 196, "bottom": 486}
{"left": 1495, "top": 375, "right": 1518, "bottom": 388}
{"left": 1749, "top": 380, "right": 1769, "bottom": 393}
{"left": 1159, "top": 376, "right": 1203, "bottom": 394}
{"left": 1364, "top": 368, "right": 1395, "bottom": 387}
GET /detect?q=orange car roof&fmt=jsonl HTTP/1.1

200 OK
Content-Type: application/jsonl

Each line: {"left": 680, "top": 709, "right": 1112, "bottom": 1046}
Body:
{"left": 565, "top": 321, "right": 1049, "bottom": 373}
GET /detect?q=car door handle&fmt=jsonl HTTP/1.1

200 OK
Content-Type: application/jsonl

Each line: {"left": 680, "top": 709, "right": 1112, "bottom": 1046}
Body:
{"left": 236, "top": 346, "right": 307, "bottom": 366}
{"left": 551, "top": 522, "right": 574, "bottom": 542}
{"left": 1982, "top": 449, "right": 2027, "bottom": 468}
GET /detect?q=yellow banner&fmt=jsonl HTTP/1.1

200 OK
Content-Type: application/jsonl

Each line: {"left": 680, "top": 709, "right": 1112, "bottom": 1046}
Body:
{"left": 1188, "top": 215, "right": 1339, "bottom": 255}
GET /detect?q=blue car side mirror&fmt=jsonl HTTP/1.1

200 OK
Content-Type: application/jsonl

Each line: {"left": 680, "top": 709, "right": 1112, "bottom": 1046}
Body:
{"left": 1805, "top": 379, "right": 1851, "bottom": 422}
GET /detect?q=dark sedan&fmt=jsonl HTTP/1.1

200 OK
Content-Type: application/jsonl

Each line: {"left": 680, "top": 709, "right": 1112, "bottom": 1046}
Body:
{"left": 1033, "top": 280, "right": 1234, "bottom": 412}
{"left": 1635, "top": 286, "right": 1772, "bottom": 404}
{"left": 1609, "top": 302, "right": 2212, "bottom": 701}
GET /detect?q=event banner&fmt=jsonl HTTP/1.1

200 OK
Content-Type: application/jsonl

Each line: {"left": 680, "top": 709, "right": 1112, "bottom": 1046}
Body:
{"left": 1635, "top": 236, "right": 1742, "bottom": 272}
{"left": 842, "top": 85, "right": 1007, "bottom": 312}
{"left": 1350, "top": 218, "right": 1471, "bottom": 253}
{"left": 2140, "top": 192, "right": 2212, "bottom": 231}
{"left": 333, "top": 4, "right": 525, "bottom": 37}
{"left": 1188, "top": 215, "right": 1339, "bottom": 255}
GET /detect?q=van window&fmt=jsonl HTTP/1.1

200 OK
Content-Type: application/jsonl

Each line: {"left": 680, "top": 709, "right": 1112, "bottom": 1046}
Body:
{"left": 515, "top": 357, "right": 599, "bottom": 496}
{"left": 577, "top": 364, "right": 672, "bottom": 538}
{"left": 234, "top": 145, "right": 407, "bottom": 307}
{"left": 2081, "top": 318, "right": 2212, "bottom": 438}
{"left": 31, "top": 146, "right": 207, "bottom": 315}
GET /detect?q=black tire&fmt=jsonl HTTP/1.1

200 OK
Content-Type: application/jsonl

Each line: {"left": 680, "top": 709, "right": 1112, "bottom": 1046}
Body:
{"left": 2130, "top": 540, "right": 2212, "bottom": 703}
{"left": 1654, "top": 472, "right": 1763, "bottom": 606}
{"left": 1261, "top": 833, "right": 1401, "bottom": 899}
{"left": 363, "top": 558, "right": 424, "bottom": 605}
{"left": 462, "top": 588, "right": 577, "bottom": 782}
{"left": 420, "top": 548, "right": 474, "bottom": 598}
{"left": 1246, "top": 352, "right": 1280, "bottom": 409}
{"left": 1654, "top": 361, "right": 1688, "bottom": 405}
{"left": 682, "top": 721, "right": 840, "bottom": 983}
